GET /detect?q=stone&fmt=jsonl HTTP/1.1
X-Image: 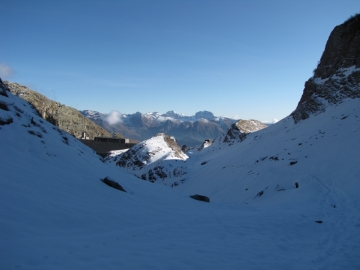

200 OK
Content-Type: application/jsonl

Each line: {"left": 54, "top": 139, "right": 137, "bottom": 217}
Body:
{"left": 190, "top": 194, "right": 210, "bottom": 202}
{"left": 101, "top": 177, "right": 126, "bottom": 192}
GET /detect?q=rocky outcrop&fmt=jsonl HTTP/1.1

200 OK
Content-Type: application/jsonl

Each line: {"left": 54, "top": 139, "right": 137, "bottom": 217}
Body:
{"left": 4, "top": 81, "right": 123, "bottom": 139}
{"left": 223, "top": 119, "right": 267, "bottom": 145}
{"left": 198, "top": 139, "right": 212, "bottom": 151}
{"left": 292, "top": 14, "right": 360, "bottom": 123}
{"left": 0, "top": 78, "right": 9, "bottom": 97}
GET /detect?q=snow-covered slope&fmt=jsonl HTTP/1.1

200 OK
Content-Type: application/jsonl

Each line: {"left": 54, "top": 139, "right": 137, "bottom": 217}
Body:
{"left": 177, "top": 98, "right": 360, "bottom": 202}
{"left": 2, "top": 76, "right": 359, "bottom": 269}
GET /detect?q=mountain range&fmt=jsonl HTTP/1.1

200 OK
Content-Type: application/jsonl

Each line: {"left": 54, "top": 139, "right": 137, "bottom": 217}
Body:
{"left": 1, "top": 14, "right": 359, "bottom": 269}
{"left": 3, "top": 81, "right": 271, "bottom": 147}
{"left": 81, "top": 109, "right": 243, "bottom": 147}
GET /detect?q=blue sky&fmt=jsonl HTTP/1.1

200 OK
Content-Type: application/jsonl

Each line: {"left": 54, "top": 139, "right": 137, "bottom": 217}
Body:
{"left": 1, "top": 0, "right": 359, "bottom": 121}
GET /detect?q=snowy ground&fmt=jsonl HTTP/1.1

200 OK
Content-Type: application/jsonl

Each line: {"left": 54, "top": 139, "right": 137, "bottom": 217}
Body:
{"left": 1, "top": 88, "right": 359, "bottom": 269}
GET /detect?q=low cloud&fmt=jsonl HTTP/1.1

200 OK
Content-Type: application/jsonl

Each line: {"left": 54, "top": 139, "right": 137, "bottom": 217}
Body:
{"left": 262, "top": 118, "right": 279, "bottom": 124}
{"left": 103, "top": 110, "right": 122, "bottom": 125}
{"left": 0, "top": 63, "right": 14, "bottom": 79}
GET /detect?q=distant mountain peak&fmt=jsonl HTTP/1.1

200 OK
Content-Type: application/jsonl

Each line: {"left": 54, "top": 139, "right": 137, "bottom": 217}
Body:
{"left": 194, "top": 110, "right": 215, "bottom": 120}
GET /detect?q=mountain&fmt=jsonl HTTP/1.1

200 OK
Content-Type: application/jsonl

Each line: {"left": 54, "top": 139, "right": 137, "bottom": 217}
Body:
{"left": 1, "top": 15, "right": 360, "bottom": 269}
{"left": 81, "top": 109, "right": 237, "bottom": 147}
{"left": 4, "top": 81, "right": 123, "bottom": 140}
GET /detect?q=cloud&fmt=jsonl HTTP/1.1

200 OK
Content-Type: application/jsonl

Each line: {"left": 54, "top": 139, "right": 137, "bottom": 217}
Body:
{"left": 262, "top": 118, "right": 280, "bottom": 124}
{"left": 103, "top": 110, "right": 123, "bottom": 125}
{"left": 0, "top": 63, "right": 14, "bottom": 79}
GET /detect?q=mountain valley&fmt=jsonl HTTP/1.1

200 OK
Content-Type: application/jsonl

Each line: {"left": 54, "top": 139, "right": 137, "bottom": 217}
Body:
{"left": 1, "top": 14, "right": 360, "bottom": 270}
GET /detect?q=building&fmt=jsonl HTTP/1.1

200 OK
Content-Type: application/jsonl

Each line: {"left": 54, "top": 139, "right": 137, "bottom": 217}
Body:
{"left": 79, "top": 135, "right": 137, "bottom": 157}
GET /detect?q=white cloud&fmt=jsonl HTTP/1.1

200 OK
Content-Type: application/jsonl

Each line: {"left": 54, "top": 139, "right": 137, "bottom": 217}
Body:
{"left": 0, "top": 63, "right": 14, "bottom": 78}
{"left": 103, "top": 110, "right": 122, "bottom": 125}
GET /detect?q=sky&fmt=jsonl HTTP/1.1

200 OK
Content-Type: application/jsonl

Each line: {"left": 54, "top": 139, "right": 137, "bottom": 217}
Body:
{"left": 1, "top": 0, "right": 359, "bottom": 121}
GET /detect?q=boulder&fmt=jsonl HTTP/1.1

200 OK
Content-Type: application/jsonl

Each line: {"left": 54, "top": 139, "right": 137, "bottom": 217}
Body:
{"left": 101, "top": 177, "right": 126, "bottom": 192}
{"left": 190, "top": 194, "right": 210, "bottom": 202}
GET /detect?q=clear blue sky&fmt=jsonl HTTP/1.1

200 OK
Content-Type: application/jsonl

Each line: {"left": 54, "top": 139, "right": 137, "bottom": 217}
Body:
{"left": 1, "top": 0, "right": 359, "bottom": 121}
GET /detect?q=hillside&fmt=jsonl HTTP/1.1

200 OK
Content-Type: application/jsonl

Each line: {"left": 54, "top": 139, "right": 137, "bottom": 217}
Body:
{"left": 4, "top": 81, "right": 123, "bottom": 140}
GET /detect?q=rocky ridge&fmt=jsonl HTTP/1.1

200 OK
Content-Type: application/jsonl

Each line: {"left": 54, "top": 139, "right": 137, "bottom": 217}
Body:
{"left": 4, "top": 81, "right": 122, "bottom": 139}
{"left": 212, "top": 119, "right": 268, "bottom": 146}
{"left": 292, "top": 14, "right": 360, "bottom": 123}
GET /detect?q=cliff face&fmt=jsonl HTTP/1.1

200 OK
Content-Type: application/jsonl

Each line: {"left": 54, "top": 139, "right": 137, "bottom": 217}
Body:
{"left": 4, "top": 81, "right": 123, "bottom": 139}
{"left": 292, "top": 14, "right": 360, "bottom": 123}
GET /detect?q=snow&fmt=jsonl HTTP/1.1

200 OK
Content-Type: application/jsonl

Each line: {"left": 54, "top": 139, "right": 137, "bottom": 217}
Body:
{"left": 1, "top": 88, "right": 360, "bottom": 269}
{"left": 313, "top": 65, "right": 360, "bottom": 85}
{"left": 105, "top": 149, "right": 129, "bottom": 158}
{"left": 262, "top": 118, "right": 279, "bottom": 125}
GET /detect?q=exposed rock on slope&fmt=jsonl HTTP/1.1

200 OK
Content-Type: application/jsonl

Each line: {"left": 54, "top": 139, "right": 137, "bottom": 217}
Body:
{"left": 0, "top": 78, "right": 8, "bottom": 97}
{"left": 4, "top": 81, "right": 122, "bottom": 139}
{"left": 198, "top": 139, "right": 212, "bottom": 151}
{"left": 213, "top": 119, "right": 267, "bottom": 145}
{"left": 292, "top": 14, "right": 360, "bottom": 123}
{"left": 225, "top": 119, "right": 267, "bottom": 143}
{"left": 106, "top": 133, "right": 188, "bottom": 185}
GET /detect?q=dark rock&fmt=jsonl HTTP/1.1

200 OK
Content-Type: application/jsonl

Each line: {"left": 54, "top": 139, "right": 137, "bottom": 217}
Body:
{"left": 0, "top": 78, "right": 9, "bottom": 97}
{"left": 0, "top": 117, "right": 13, "bottom": 126}
{"left": 315, "top": 220, "right": 323, "bottom": 224}
{"left": 190, "top": 194, "right": 210, "bottom": 202}
{"left": 292, "top": 14, "right": 360, "bottom": 123}
{"left": 181, "top": 145, "right": 188, "bottom": 152}
{"left": 101, "top": 177, "right": 126, "bottom": 192}
{"left": 0, "top": 101, "right": 9, "bottom": 111}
